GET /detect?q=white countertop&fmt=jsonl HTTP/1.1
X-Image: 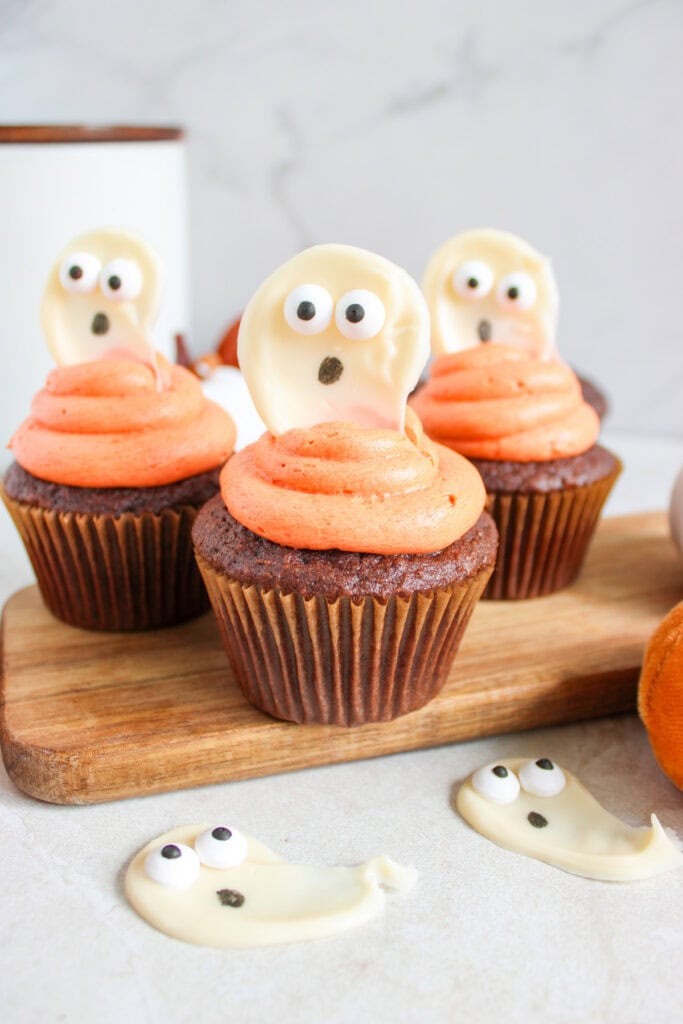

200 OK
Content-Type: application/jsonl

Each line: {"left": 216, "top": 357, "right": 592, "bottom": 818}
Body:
{"left": 2, "top": 431, "right": 683, "bottom": 1024}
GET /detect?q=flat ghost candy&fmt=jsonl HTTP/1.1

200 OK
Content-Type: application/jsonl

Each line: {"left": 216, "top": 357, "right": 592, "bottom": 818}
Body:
{"left": 456, "top": 757, "right": 682, "bottom": 881}
{"left": 41, "top": 227, "right": 162, "bottom": 371}
{"left": 238, "top": 243, "right": 430, "bottom": 435}
{"left": 423, "top": 229, "right": 559, "bottom": 359}
{"left": 125, "top": 824, "right": 418, "bottom": 948}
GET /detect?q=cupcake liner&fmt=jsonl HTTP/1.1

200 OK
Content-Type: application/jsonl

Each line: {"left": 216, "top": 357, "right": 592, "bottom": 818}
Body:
{"left": 483, "top": 464, "right": 621, "bottom": 600}
{"left": 2, "top": 488, "right": 208, "bottom": 630}
{"left": 195, "top": 553, "right": 493, "bottom": 726}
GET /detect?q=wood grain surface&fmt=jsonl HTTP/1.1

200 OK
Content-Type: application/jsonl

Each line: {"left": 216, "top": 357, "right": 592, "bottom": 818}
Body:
{"left": 2, "top": 512, "right": 681, "bottom": 805}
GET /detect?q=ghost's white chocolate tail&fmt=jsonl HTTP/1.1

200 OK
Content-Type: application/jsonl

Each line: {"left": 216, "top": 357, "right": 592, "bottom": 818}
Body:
{"left": 363, "top": 856, "right": 419, "bottom": 893}
{"left": 646, "top": 814, "right": 683, "bottom": 864}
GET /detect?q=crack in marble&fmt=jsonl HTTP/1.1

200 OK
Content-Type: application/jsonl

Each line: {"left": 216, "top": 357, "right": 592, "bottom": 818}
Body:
{"left": 267, "top": 107, "right": 314, "bottom": 249}
{"left": 560, "top": 0, "right": 669, "bottom": 58}
{"left": 384, "top": 30, "right": 499, "bottom": 118}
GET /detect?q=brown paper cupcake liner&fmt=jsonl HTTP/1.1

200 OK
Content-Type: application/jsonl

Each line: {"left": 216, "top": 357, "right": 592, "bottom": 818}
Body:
{"left": 482, "top": 465, "right": 621, "bottom": 600}
{"left": 196, "top": 553, "right": 493, "bottom": 726}
{"left": 2, "top": 489, "right": 208, "bottom": 630}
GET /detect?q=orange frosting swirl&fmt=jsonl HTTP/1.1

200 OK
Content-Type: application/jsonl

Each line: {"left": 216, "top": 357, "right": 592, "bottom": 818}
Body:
{"left": 221, "top": 410, "right": 486, "bottom": 554}
{"left": 11, "top": 357, "right": 236, "bottom": 487}
{"left": 410, "top": 344, "right": 600, "bottom": 461}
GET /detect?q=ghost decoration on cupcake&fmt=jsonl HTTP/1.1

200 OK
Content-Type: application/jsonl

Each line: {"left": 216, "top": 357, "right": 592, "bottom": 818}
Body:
{"left": 126, "top": 822, "right": 417, "bottom": 948}
{"left": 238, "top": 243, "right": 430, "bottom": 435}
{"left": 456, "top": 757, "right": 682, "bottom": 881}
{"left": 423, "top": 228, "right": 559, "bottom": 359}
{"left": 41, "top": 227, "right": 162, "bottom": 374}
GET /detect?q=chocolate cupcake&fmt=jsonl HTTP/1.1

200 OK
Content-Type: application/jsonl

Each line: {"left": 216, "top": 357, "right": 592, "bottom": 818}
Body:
{"left": 194, "top": 243, "right": 497, "bottom": 725}
{"left": 2, "top": 228, "right": 235, "bottom": 629}
{"left": 411, "top": 344, "right": 620, "bottom": 599}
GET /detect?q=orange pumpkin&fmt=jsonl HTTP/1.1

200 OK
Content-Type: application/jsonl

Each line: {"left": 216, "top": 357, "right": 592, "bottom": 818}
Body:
{"left": 638, "top": 600, "right": 683, "bottom": 791}
{"left": 217, "top": 314, "right": 241, "bottom": 368}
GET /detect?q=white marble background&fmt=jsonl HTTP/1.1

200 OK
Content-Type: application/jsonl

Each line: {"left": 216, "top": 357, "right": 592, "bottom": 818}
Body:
{"left": 0, "top": 0, "right": 681, "bottom": 438}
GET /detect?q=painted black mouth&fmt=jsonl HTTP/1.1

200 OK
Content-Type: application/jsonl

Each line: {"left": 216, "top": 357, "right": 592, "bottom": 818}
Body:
{"left": 527, "top": 811, "right": 548, "bottom": 829}
{"left": 477, "top": 319, "right": 492, "bottom": 343}
{"left": 318, "top": 356, "right": 344, "bottom": 385}
{"left": 91, "top": 312, "right": 110, "bottom": 335}
{"left": 216, "top": 888, "right": 245, "bottom": 908}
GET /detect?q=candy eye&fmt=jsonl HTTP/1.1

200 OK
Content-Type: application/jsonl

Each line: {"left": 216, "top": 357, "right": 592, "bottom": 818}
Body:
{"left": 284, "top": 284, "right": 333, "bottom": 335}
{"left": 496, "top": 272, "right": 537, "bottom": 311}
{"left": 452, "top": 260, "right": 494, "bottom": 300}
{"left": 100, "top": 259, "right": 143, "bottom": 302}
{"left": 335, "top": 289, "right": 385, "bottom": 341}
{"left": 471, "top": 763, "right": 520, "bottom": 805}
{"left": 59, "top": 251, "right": 101, "bottom": 294}
{"left": 194, "top": 825, "right": 248, "bottom": 868}
{"left": 519, "top": 758, "right": 566, "bottom": 797}
{"left": 144, "top": 842, "right": 200, "bottom": 888}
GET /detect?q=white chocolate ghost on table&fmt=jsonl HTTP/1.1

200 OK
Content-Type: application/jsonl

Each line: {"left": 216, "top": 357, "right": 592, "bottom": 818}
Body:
{"left": 423, "top": 229, "right": 559, "bottom": 359}
{"left": 238, "top": 244, "right": 430, "bottom": 435}
{"left": 125, "top": 823, "right": 418, "bottom": 948}
{"left": 456, "top": 757, "right": 682, "bottom": 881}
{"left": 41, "top": 227, "right": 162, "bottom": 372}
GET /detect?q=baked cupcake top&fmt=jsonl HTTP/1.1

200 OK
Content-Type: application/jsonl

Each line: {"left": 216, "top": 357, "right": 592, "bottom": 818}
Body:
{"left": 222, "top": 243, "right": 486, "bottom": 555}
{"left": 9, "top": 228, "right": 236, "bottom": 487}
{"left": 410, "top": 343, "right": 599, "bottom": 462}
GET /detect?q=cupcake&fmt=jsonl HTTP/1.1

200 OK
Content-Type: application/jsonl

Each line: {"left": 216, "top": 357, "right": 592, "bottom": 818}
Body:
{"left": 2, "top": 228, "right": 236, "bottom": 630}
{"left": 193, "top": 244, "right": 497, "bottom": 725}
{"left": 421, "top": 227, "right": 609, "bottom": 417}
{"left": 410, "top": 343, "right": 620, "bottom": 599}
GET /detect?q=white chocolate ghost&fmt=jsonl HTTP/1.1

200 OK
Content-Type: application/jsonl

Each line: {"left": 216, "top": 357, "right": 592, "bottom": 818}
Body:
{"left": 456, "top": 757, "right": 682, "bottom": 881}
{"left": 41, "top": 227, "right": 162, "bottom": 370}
{"left": 423, "top": 229, "right": 559, "bottom": 358}
{"left": 670, "top": 466, "right": 683, "bottom": 557}
{"left": 125, "top": 823, "right": 418, "bottom": 948}
{"left": 238, "top": 244, "right": 430, "bottom": 435}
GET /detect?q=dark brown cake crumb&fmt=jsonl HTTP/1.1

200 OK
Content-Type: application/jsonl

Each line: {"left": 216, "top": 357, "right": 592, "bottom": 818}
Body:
{"left": 578, "top": 375, "right": 608, "bottom": 419}
{"left": 3, "top": 461, "right": 221, "bottom": 516}
{"left": 192, "top": 495, "right": 498, "bottom": 600}
{"left": 470, "top": 444, "right": 619, "bottom": 495}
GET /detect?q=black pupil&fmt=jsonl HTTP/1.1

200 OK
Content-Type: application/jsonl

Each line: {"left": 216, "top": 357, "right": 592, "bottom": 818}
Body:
{"left": 212, "top": 827, "right": 232, "bottom": 842}
{"left": 297, "top": 300, "right": 316, "bottom": 321}
{"left": 507, "top": 286, "right": 519, "bottom": 300}
{"left": 161, "top": 844, "right": 181, "bottom": 859}
{"left": 345, "top": 303, "right": 365, "bottom": 323}
{"left": 69, "top": 265, "right": 83, "bottom": 280}
{"left": 536, "top": 758, "right": 554, "bottom": 770}
{"left": 108, "top": 275, "right": 122, "bottom": 291}
{"left": 467, "top": 277, "right": 479, "bottom": 289}
{"left": 492, "top": 765, "right": 508, "bottom": 778}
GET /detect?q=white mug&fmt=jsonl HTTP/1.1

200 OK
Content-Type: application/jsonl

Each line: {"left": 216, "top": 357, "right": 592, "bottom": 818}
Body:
{"left": 0, "top": 125, "right": 190, "bottom": 470}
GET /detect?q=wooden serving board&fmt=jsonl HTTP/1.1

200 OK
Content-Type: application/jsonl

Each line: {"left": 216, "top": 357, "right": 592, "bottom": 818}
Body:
{"left": 2, "top": 512, "right": 681, "bottom": 805}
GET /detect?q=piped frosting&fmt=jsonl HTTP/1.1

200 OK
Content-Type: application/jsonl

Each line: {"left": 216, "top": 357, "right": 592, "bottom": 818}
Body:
{"left": 221, "top": 409, "right": 485, "bottom": 554}
{"left": 11, "top": 356, "right": 235, "bottom": 487}
{"left": 410, "top": 344, "right": 599, "bottom": 462}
